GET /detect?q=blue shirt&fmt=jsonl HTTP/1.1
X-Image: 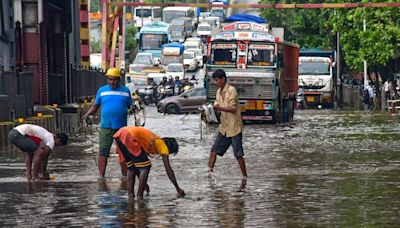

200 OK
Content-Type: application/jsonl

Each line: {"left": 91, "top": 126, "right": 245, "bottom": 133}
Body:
{"left": 95, "top": 85, "right": 132, "bottom": 129}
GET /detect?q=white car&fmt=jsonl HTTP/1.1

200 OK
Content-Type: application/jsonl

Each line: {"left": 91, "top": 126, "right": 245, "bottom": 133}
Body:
{"left": 183, "top": 50, "right": 199, "bottom": 71}
{"left": 165, "top": 63, "right": 185, "bottom": 79}
{"left": 186, "top": 48, "right": 204, "bottom": 67}
{"left": 184, "top": 38, "right": 202, "bottom": 50}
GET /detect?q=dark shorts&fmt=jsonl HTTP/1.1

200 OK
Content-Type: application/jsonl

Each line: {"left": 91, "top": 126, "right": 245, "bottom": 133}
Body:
{"left": 211, "top": 132, "right": 244, "bottom": 158}
{"left": 8, "top": 129, "right": 39, "bottom": 155}
{"left": 99, "top": 128, "right": 119, "bottom": 157}
{"left": 115, "top": 138, "right": 152, "bottom": 172}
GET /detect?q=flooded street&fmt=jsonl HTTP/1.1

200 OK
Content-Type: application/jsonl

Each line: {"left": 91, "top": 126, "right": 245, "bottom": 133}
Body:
{"left": 1, "top": 107, "right": 400, "bottom": 227}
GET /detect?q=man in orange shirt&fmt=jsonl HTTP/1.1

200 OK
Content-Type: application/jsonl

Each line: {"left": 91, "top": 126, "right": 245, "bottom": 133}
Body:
{"left": 113, "top": 126, "right": 185, "bottom": 198}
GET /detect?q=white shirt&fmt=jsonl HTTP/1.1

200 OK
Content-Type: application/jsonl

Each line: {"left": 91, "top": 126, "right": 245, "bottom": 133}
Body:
{"left": 14, "top": 124, "right": 55, "bottom": 149}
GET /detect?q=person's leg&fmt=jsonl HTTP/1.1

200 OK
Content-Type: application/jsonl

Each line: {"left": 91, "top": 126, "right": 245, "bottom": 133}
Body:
{"left": 135, "top": 171, "right": 150, "bottom": 194}
{"left": 98, "top": 128, "right": 117, "bottom": 178}
{"left": 209, "top": 132, "right": 230, "bottom": 172}
{"left": 98, "top": 155, "right": 107, "bottom": 178}
{"left": 120, "top": 162, "right": 128, "bottom": 177}
{"left": 236, "top": 156, "right": 247, "bottom": 177}
{"left": 25, "top": 153, "right": 33, "bottom": 180}
{"left": 127, "top": 168, "right": 137, "bottom": 197}
{"left": 137, "top": 167, "right": 150, "bottom": 198}
{"left": 232, "top": 133, "right": 247, "bottom": 178}
{"left": 32, "top": 148, "right": 44, "bottom": 179}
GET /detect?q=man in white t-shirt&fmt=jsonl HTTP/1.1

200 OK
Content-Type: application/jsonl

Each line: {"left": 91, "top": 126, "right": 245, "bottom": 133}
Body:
{"left": 8, "top": 124, "right": 68, "bottom": 180}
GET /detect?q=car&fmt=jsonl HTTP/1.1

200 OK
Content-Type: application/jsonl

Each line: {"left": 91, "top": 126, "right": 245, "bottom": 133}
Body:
{"left": 165, "top": 63, "right": 185, "bottom": 79}
{"left": 129, "top": 52, "right": 161, "bottom": 74}
{"left": 183, "top": 50, "right": 199, "bottom": 71}
{"left": 186, "top": 48, "right": 203, "bottom": 67}
{"left": 157, "top": 87, "right": 206, "bottom": 114}
{"left": 183, "top": 38, "right": 202, "bottom": 50}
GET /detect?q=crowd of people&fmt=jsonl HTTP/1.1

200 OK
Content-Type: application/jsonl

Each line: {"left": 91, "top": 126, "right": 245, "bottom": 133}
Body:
{"left": 8, "top": 67, "right": 247, "bottom": 198}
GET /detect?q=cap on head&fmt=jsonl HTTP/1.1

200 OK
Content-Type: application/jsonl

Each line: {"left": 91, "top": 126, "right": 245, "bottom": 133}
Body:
{"left": 105, "top": 67, "right": 121, "bottom": 78}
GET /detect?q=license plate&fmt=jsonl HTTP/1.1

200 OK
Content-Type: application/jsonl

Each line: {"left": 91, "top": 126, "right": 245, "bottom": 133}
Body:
{"left": 242, "top": 116, "right": 272, "bottom": 120}
{"left": 306, "top": 96, "right": 315, "bottom": 103}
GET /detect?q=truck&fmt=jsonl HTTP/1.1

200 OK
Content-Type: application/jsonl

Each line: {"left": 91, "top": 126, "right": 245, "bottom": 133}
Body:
{"left": 160, "top": 43, "right": 184, "bottom": 66}
{"left": 136, "top": 21, "right": 171, "bottom": 60}
{"left": 298, "top": 49, "right": 336, "bottom": 108}
{"left": 209, "top": 0, "right": 228, "bottom": 22}
{"left": 205, "top": 15, "right": 299, "bottom": 123}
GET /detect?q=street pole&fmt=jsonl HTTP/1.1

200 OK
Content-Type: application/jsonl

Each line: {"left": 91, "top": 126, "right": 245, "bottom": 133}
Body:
{"left": 337, "top": 31, "right": 342, "bottom": 108}
{"left": 363, "top": 17, "right": 368, "bottom": 87}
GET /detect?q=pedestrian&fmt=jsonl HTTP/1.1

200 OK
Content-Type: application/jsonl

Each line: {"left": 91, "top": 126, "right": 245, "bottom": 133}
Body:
{"left": 366, "top": 81, "right": 375, "bottom": 111}
{"left": 208, "top": 69, "right": 247, "bottom": 188}
{"left": 113, "top": 126, "right": 185, "bottom": 198}
{"left": 384, "top": 80, "right": 391, "bottom": 102}
{"left": 84, "top": 67, "right": 133, "bottom": 178}
{"left": 8, "top": 124, "right": 68, "bottom": 180}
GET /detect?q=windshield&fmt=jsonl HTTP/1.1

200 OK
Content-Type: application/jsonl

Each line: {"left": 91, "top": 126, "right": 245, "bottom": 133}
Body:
{"left": 184, "top": 52, "right": 195, "bottom": 59}
{"left": 140, "top": 34, "right": 168, "bottom": 50}
{"left": 167, "top": 65, "right": 184, "bottom": 72}
{"left": 210, "top": 10, "right": 224, "bottom": 18}
{"left": 210, "top": 43, "right": 237, "bottom": 65}
{"left": 161, "top": 56, "right": 181, "bottom": 65}
{"left": 171, "top": 26, "right": 184, "bottom": 32}
{"left": 247, "top": 44, "right": 275, "bottom": 66}
{"left": 133, "top": 58, "right": 152, "bottom": 65}
{"left": 135, "top": 9, "right": 151, "bottom": 18}
{"left": 131, "top": 78, "right": 147, "bottom": 87}
{"left": 163, "top": 11, "right": 186, "bottom": 23}
{"left": 299, "top": 61, "right": 330, "bottom": 75}
{"left": 198, "top": 26, "right": 211, "bottom": 31}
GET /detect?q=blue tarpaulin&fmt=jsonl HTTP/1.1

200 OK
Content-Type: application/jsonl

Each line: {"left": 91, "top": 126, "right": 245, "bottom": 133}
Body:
{"left": 225, "top": 14, "right": 268, "bottom": 24}
{"left": 161, "top": 43, "right": 185, "bottom": 54}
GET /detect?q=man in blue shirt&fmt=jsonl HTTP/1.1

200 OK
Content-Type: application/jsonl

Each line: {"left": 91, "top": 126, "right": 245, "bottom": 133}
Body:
{"left": 84, "top": 68, "right": 133, "bottom": 178}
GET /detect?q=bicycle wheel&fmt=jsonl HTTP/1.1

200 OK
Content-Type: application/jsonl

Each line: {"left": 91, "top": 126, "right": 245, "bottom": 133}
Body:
{"left": 134, "top": 106, "right": 146, "bottom": 126}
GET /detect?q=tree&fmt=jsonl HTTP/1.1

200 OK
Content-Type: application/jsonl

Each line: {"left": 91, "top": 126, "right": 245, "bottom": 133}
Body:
{"left": 90, "top": 37, "right": 101, "bottom": 53}
{"left": 260, "top": 0, "right": 334, "bottom": 49}
{"left": 125, "top": 25, "right": 138, "bottom": 63}
{"left": 329, "top": 1, "right": 400, "bottom": 81}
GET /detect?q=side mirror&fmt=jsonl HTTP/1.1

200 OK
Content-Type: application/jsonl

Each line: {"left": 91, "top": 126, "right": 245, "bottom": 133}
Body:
{"left": 183, "top": 94, "right": 188, "bottom": 98}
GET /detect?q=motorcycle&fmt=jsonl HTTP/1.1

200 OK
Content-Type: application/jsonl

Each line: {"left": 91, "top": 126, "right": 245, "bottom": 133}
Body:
{"left": 296, "top": 88, "right": 306, "bottom": 109}
{"left": 139, "top": 85, "right": 158, "bottom": 105}
{"left": 157, "top": 84, "right": 174, "bottom": 100}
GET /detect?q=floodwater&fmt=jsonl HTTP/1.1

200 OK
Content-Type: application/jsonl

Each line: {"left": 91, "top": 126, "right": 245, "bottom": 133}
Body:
{"left": 1, "top": 107, "right": 400, "bottom": 227}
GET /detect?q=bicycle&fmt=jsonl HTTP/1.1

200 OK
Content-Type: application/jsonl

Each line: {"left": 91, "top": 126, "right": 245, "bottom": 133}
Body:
{"left": 130, "top": 99, "right": 146, "bottom": 126}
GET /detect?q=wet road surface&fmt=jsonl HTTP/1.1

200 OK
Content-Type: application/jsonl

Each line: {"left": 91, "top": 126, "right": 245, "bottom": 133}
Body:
{"left": 1, "top": 107, "right": 399, "bottom": 227}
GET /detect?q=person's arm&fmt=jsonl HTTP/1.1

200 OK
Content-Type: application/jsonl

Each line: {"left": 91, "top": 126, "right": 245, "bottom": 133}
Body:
{"left": 84, "top": 103, "right": 99, "bottom": 117}
{"left": 214, "top": 87, "right": 237, "bottom": 113}
{"left": 162, "top": 155, "right": 185, "bottom": 197}
{"left": 41, "top": 146, "right": 52, "bottom": 180}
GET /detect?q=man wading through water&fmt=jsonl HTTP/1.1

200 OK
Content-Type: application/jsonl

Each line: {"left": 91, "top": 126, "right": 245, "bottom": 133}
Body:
{"left": 208, "top": 69, "right": 247, "bottom": 189}
{"left": 84, "top": 68, "right": 133, "bottom": 178}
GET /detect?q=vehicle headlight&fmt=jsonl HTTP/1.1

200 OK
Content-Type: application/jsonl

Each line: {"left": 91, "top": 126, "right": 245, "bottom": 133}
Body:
{"left": 138, "top": 89, "right": 145, "bottom": 93}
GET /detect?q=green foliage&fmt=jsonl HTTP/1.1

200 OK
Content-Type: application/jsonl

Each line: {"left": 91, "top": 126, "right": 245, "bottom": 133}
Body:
{"left": 259, "top": 0, "right": 400, "bottom": 76}
{"left": 125, "top": 25, "right": 137, "bottom": 51}
{"left": 260, "top": 0, "right": 333, "bottom": 49}
{"left": 330, "top": 2, "right": 400, "bottom": 72}
{"left": 90, "top": 37, "right": 101, "bottom": 53}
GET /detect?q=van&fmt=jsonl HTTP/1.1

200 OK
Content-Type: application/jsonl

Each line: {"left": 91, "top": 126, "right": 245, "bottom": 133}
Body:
{"left": 171, "top": 17, "right": 193, "bottom": 42}
{"left": 134, "top": 6, "right": 162, "bottom": 29}
{"left": 163, "top": 7, "right": 198, "bottom": 29}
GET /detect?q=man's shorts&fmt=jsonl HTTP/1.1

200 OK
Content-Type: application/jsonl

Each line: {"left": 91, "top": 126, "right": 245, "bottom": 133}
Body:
{"left": 8, "top": 129, "right": 39, "bottom": 155}
{"left": 99, "top": 128, "right": 119, "bottom": 157}
{"left": 211, "top": 132, "right": 244, "bottom": 158}
{"left": 115, "top": 138, "right": 152, "bottom": 172}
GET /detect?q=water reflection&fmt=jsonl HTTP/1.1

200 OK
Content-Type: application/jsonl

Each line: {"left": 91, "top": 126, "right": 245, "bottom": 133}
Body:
{"left": 0, "top": 108, "right": 400, "bottom": 226}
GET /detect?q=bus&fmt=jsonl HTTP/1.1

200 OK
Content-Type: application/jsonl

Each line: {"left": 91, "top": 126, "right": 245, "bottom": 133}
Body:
{"left": 136, "top": 21, "right": 171, "bottom": 60}
{"left": 133, "top": 6, "right": 162, "bottom": 29}
{"left": 162, "top": 7, "right": 198, "bottom": 29}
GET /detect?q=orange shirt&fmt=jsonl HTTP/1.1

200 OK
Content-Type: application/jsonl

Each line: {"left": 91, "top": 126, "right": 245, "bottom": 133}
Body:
{"left": 113, "top": 126, "right": 169, "bottom": 163}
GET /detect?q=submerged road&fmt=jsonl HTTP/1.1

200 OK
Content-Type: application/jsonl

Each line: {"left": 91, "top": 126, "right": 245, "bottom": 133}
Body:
{"left": 0, "top": 108, "right": 400, "bottom": 227}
